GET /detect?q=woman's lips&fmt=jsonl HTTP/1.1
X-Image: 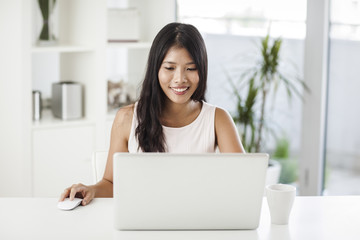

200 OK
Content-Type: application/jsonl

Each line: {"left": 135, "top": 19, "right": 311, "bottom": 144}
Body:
{"left": 170, "top": 87, "right": 189, "bottom": 95}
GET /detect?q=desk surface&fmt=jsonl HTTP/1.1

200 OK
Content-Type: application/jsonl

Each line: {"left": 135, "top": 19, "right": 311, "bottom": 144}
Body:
{"left": 1, "top": 196, "right": 359, "bottom": 240}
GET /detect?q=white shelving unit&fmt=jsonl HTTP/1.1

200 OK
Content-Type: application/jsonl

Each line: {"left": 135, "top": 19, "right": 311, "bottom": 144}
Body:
{"left": 29, "top": 0, "right": 107, "bottom": 197}
{"left": 31, "top": 45, "right": 95, "bottom": 53}
{"left": 0, "top": 0, "right": 175, "bottom": 197}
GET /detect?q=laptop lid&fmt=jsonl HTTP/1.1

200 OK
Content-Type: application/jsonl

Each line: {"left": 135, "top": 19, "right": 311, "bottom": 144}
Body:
{"left": 113, "top": 153, "right": 269, "bottom": 230}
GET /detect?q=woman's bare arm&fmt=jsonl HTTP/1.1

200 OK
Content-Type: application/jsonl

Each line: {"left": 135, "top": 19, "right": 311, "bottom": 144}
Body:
{"left": 214, "top": 107, "right": 245, "bottom": 153}
{"left": 95, "top": 104, "right": 134, "bottom": 197}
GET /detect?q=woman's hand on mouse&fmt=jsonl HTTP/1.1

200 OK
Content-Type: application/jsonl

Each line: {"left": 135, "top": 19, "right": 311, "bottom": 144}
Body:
{"left": 59, "top": 183, "right": 95, "bottom": 206}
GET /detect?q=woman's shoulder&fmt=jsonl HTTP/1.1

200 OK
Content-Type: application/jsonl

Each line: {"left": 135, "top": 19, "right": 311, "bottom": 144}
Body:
{"left": 213, "top": 105, "right": 233, "bottom": 125}
{"left": 113, "top": 104, "right": 135, "bottom": 128}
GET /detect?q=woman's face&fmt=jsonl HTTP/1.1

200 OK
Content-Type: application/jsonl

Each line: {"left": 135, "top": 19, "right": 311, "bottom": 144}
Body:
{"left": 158, "top": 46, "right": 199, "bottom": 105}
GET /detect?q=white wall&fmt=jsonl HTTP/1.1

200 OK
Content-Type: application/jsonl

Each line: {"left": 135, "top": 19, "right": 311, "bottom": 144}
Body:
{"left": 0, "top": 0, "right": 32, "bottom": 196}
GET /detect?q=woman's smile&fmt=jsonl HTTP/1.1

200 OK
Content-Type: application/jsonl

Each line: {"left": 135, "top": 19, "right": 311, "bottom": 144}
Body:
{"left": 170, "top": 86, "right": 190, "bottom": 95}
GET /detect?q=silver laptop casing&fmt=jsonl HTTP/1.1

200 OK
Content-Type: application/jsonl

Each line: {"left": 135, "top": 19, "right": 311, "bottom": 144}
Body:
{"left": 113, "top": 153, "right": 268, "bottom": 230}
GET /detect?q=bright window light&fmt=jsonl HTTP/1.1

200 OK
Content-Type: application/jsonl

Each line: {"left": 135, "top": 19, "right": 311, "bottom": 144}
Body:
{"left": 177, "top": 0, "right": 307, "bottom": 39}
{"left": 330, "top": 0, "right": 360, "bottom": 40}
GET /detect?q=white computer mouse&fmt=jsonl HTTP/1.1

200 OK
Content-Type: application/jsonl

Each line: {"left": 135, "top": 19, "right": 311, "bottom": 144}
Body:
{"left": 57, "top": 198, "right": 83, "bottom": 211}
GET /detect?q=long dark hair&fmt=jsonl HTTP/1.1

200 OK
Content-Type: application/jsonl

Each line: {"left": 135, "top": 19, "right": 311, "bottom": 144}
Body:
{"left": 135, "top": 22, "right": 208, "bottom": 152}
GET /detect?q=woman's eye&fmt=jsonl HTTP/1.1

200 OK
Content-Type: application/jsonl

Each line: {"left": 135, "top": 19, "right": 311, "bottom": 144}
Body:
{"left": 165, "top": 67, "right": 174, "bottom": 70}
{"left": 187, "top": 68, "right": 197, "bottom": 71}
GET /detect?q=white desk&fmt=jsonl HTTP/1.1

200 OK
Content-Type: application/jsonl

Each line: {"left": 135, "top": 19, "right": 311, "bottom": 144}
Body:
{"left": 0, "top": 196, "right": 359, "bottom": 240}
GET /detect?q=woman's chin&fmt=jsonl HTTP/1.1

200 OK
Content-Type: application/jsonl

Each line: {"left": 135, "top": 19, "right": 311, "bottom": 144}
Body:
{"left": 165, "top": 95, "right": 192, "bottom": 105}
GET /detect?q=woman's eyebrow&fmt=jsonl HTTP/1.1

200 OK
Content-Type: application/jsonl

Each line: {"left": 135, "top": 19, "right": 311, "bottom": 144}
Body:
{"left": 163, "top": 61, "right": 176, "bottom": 64}
{"left": 163, "top": 61, "right": 195, "bottom": 65}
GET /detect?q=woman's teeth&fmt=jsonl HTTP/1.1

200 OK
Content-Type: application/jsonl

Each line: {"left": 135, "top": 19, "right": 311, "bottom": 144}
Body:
{"left": 172, "top": 87, "right": 188, "bottom": 93}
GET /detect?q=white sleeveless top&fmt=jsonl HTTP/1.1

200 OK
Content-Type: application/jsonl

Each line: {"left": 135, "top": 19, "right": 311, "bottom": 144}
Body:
{"left": 128, "top": 101, "right": 216, "bottom": 153}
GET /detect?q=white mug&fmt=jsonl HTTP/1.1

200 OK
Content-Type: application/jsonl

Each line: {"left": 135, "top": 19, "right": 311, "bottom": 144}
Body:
{"left": 266, "top": 184, "right": 296, "bottom": 225}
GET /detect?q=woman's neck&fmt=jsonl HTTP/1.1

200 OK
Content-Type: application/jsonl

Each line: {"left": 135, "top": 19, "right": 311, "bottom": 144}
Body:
{"left": 161, "top": 100, "right": 202, "bottom": 127}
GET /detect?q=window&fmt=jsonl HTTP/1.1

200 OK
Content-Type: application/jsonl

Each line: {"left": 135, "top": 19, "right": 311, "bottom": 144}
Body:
{"left": 324, "top": 0, "right": 360, "bottom": 195}
{"left": 330, "top": 0, "right": 360, "bottom": 40}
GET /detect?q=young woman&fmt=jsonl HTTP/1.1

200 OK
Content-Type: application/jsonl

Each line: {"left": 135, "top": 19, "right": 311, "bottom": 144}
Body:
{"left": 59, "top": 22, "right": 244, "bottom": 206}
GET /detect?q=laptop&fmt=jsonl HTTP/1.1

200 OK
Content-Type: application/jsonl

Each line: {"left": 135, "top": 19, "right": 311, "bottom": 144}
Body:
{"left": 113, "top": 153, "right": 269, "bottom": 230}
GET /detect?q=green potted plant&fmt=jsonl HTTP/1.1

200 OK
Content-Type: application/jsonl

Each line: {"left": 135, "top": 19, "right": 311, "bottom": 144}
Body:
{"left": 226, "top": 33, "right": 309, "bottom": 184}
{"left": 272, "top": 137, "right": 298, "bottom": 184}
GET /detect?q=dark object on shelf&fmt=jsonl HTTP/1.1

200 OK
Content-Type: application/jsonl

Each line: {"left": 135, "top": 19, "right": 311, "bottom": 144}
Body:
{"left": 52, "top": 81, "right": 83, "bottom": 120}
{"left": 37, "top": 0, "right": 57, "bottom": 45}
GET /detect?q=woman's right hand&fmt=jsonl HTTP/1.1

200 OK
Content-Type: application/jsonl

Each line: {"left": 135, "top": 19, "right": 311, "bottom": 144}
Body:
{"left": 58, "top": 183, "right": 96, "bottom": 206}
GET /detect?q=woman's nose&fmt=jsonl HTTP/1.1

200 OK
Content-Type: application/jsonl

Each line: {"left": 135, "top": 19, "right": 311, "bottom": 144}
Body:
{"left": 174, "top": 69, "right": 187, "bottom": 83}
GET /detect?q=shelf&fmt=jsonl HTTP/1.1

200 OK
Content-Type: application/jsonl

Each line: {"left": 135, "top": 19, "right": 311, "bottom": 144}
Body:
{"left": 107, "top": 41, "right": 152, "bottom": 49}
{"left": 31, "top": 45, "right": 95, "bottom": 53}
{"left": 32, "top": 109, "right": 96, "bottom": 130}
